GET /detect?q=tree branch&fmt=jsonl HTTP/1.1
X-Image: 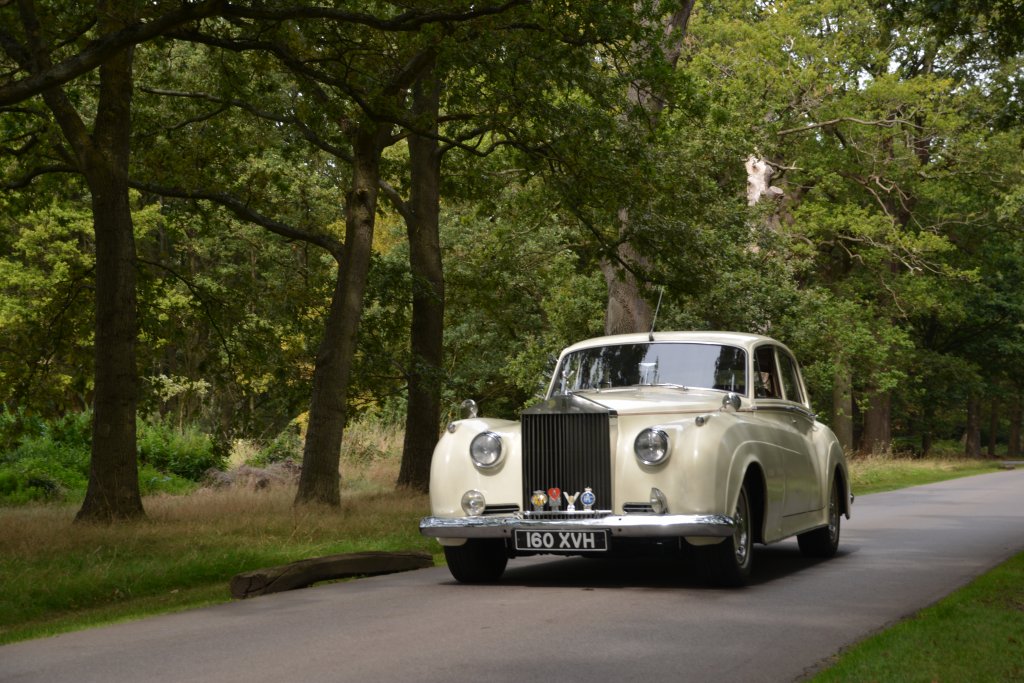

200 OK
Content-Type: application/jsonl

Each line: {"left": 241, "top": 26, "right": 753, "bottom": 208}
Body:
{"left": 0, "top": 0, "right": 226, "bottom": 106}
{"left": 1, "top": 163, "right": 76, "bottom": 189}
{"left": 128, "top": 179, "right": 345, "bottom": 260}
{"left": 220, "top": 0, "right": 528, "bottom": 32}
{"left": 777, "top": 116, "right": 924, "bottom": 137}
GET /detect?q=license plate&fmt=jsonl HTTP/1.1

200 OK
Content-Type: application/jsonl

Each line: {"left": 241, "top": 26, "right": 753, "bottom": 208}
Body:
{"left": 514, "top": 529, "right": 608, "bottom": 553}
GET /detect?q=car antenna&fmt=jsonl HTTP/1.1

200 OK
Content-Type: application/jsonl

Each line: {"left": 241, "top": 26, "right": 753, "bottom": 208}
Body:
{"left": 649, "top": 286, "right": 664, "bottom": 342}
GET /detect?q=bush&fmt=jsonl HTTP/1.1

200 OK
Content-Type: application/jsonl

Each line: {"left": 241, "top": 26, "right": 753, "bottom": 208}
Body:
{"left": 248, "top": 424, "right": 303, "bottom": 467}
{"left": 0, "top": 412, "right": 91, "bottom": 504}
{"left": 138, "top": 464, "right": 196, "bottom": 496}
{"left": 0, "top": 411, "right": 223, "bottom": 505}
{"left": 137, "top": 417, "right": 225, "bottom": 481}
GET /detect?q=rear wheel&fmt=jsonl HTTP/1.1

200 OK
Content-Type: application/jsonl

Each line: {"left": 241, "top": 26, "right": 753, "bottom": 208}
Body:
{"left": 443, "top": 539, "right": 508, "bottom": 583}
{"left": 699, "top": 483, "right": 753, "bottom": 587}
{"left": 797, "top": 477, "right": 841, "bottom": 558}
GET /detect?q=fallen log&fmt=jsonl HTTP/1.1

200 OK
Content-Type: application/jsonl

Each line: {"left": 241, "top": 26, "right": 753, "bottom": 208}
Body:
{"left": 230, "top": 551, "right": 434, "bottom": 599}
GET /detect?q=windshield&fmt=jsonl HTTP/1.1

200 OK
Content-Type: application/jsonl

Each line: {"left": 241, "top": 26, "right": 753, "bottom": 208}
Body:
{"left": 553, "top": 343, "right": 747, "bottom": 395}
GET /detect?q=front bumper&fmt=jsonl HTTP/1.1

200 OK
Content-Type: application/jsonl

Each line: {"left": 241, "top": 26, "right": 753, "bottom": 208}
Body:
{"left": 420, "top": 512, "right": 736, "bottom": 539}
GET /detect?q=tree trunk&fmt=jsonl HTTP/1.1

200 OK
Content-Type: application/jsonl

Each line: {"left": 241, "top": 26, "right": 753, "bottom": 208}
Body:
{"left": 987, "top": 400, "right": 998, "bottom": 457}
{"left": 918, "top": 400, "right": 935, "bottom": 457}
{"left": 601, "top": 233, "right": 654, "bottom": 335}
{"left": 964, "top": 395, "right": 982, "bottom": 458}
{"left": 296, "top": 123, "right": 388, "bottom": 506}
{"left": 831, "top": 364, "right": 854, "bottom": 453}
{"left": 77, "top": 157, "right": 144, "bottom": 521}
{"left": 398, "top": 66, "right": 444, "bottom": 493}
{"left": 603, "top": 2, "right": 694, "bottom": 334}
{"left": 860, "top": 391, "right": 892, "bottom": 454}
{"left": 1009, "top": 395, "right": 1021, "bottom": 458}
{"left": 35, "top": 4, "right": 145, "bottom": 522}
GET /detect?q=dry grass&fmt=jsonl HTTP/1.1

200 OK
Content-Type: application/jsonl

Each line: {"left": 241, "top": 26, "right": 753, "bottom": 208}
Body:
{"left": 0, "top": 421, "right": 434, "bottom": 644}
{"left": 339, "top": 418, "right": 405, "bottom": 494}
{"left": 847, "top": 451, "right": 1006, "bottom": 495}
{"left": 0, "top": 484, "right": 435, "bottom": 644}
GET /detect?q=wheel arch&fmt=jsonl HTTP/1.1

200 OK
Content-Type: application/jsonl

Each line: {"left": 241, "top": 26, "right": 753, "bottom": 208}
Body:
{"left": 742, "top": 463, "right": 767, "bottom": 544}
{"left": 833, "top": 463, "right": 851, "bottom": 519}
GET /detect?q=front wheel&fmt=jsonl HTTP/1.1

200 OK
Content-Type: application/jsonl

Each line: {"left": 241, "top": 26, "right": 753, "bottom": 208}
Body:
{"left": 443, "top": 539, "right": 508, "bottom": 583}
{"left": 698, "top": 483, "right": 753, "bottom": 587}
{"left": 797, "top": 477, "right": 841, "bottom": 558}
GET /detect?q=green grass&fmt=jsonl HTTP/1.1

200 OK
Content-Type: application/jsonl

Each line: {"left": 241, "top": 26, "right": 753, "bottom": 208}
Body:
{"left": 811, "top": 551, "right": 1024, "bottom": 682}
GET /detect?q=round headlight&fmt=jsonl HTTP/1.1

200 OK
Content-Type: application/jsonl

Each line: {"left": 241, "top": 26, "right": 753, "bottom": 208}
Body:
{"left": 470, "top": 431, "right": 503, "bottom": 468}
{"left": 634, "top": 428, "right": 670, "bottom": 465}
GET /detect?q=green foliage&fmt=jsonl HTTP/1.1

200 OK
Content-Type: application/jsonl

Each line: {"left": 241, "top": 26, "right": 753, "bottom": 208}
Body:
{"left": 0, "top": 0, "right": 1021, "bottom": 470}
{"left": 137, "top": 465, "right": 196, "bottom": 497}
{"left": 246, "top": 424, "right": 304, "bottom": 468}
{"left": 0, "top": 411, "right": 218, "bottom": 504}
{"left": 0, "top": 411, "right": 91, "bottom": 504}
{"left": 0, "top": 192, "right": 95, "bottom": 415}
{"left": 137, "top": 417, "right": 224, "bottom": 481}
{"left": 441, "top": 180, "right": 606, "bottom": 419}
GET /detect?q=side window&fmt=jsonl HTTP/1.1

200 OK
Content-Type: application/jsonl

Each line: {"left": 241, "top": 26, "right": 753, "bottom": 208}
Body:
{"left": 777, "top": 351, "right": 804, "bottom": 404}
{"left": 752, "top": 346, "right": 782, "bottom": 399}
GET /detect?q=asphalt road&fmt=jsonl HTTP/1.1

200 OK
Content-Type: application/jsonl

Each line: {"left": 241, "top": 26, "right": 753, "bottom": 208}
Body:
{"left": 3, "top": 469, "right": 1023, "bottom": 683}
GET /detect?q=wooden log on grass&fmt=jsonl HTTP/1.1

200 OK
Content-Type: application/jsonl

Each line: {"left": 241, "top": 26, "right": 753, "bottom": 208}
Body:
{"left": 230, "top": 551, "right": 433, "bottom": 599}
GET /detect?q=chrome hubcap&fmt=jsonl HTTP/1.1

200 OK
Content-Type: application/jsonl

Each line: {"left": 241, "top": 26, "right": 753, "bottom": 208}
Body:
{"left": 827, "top": 483, "right": 839, "bottom": 542}
{"left": 733, "top": 489, "right": 750, "bottom": 566}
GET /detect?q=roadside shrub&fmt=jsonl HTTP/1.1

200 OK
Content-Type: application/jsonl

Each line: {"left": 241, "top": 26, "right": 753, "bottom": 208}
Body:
{"left": 248, "top": 424, "right": 303, "bottom": 467}
{"left": 137, "top": 416, "right": 225, "bottom": 481}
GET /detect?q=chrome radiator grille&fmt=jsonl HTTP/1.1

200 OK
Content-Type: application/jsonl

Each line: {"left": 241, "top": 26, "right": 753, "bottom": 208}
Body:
{"left": 521, "top": 411, "right": 612, "bottom": 512}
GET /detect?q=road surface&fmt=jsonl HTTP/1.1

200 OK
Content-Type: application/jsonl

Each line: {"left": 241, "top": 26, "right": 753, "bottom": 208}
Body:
{"left": 2, "top": 469, "right": 1023, "bottom": 682}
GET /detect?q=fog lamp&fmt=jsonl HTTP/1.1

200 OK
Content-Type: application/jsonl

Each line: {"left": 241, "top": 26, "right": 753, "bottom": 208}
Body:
{"left": 461, "top": 490, "right": 486, "bottom": 516}
{"left": 650, "top": 487, "right": 669, "bottom": 514}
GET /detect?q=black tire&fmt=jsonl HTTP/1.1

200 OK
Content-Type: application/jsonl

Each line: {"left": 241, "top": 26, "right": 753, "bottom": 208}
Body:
{"left": 797, "top": 477, "right": 841, "bottom": 558}
{"left": 443, "top": 539, "right": 508, "bottom": 583}
{"left": 699, "top": 483, "right": 753, "bottom": 587}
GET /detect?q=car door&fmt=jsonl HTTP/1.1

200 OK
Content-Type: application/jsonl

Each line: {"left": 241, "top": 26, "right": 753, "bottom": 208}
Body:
{"left": 775, "top": 348, "right": 820, "bottom": 515}
{"left": 752, "top": 345, "right": 818, "bottom": 516}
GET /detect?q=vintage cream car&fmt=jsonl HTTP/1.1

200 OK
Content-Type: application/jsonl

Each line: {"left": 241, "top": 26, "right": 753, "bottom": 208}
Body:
{"left": 420, "top": 331, "right": 852, "bottom": 586}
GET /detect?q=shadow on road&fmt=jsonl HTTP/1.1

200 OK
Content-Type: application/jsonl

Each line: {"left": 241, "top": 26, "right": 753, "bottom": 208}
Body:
{"left": 465, "top": 543, "right": 856, "bottom": 590}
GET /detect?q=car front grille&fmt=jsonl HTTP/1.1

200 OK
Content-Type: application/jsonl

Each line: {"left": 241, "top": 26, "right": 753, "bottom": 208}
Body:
{"left": 521, "top": 410, "right": 612, "bottom": 513}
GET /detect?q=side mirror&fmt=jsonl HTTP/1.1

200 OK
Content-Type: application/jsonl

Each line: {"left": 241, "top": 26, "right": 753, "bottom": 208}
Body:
{"left": 460, "top": 399, "right": 479, "bottom": 419}
{"left": 722, "top": 393, "right": 742, "bottom": 412}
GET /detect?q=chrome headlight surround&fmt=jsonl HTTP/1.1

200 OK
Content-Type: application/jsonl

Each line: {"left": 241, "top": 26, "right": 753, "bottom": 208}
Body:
{"left": 634, "top": 428, "right": 671, "bottom": 466}
{"left": 469, "top": 431, "right": 503, "bottom": 469}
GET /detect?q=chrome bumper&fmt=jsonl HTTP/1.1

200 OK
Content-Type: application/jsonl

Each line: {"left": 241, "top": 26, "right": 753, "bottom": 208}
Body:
{"left": 420, "top": 513, "right": 736, "bottom": 539}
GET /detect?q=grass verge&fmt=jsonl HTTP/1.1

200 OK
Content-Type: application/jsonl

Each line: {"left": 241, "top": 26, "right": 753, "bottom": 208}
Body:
{"left": 811, "top": 551, "right": 1024, "bottom": 682}
{"left": 0, "top": 486, "right": 437, "bottom": 645}
{"left": 847, "top": 453, "right": 1006, "bottom": 495}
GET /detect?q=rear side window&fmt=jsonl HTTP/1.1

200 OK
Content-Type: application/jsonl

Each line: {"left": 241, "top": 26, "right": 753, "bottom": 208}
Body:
{"left": 752, "top": 346, "right": 782, "bottom": 399}
{"left": 777, "top": 352, "right": 804, "bottom": 404}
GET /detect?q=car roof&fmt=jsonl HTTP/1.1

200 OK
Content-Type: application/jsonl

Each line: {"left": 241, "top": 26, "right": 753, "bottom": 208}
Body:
{"left": 559, "top": 331, "right": 786, "bottom": 356}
